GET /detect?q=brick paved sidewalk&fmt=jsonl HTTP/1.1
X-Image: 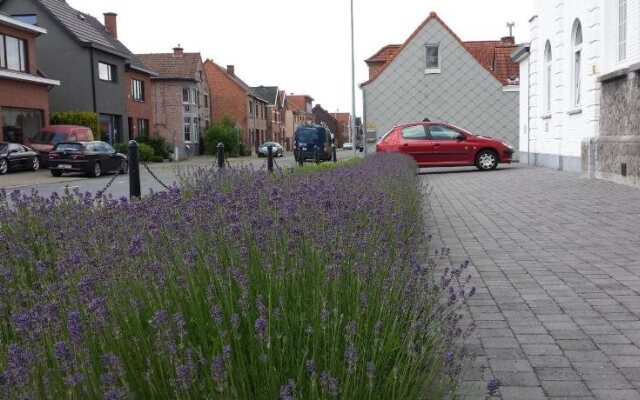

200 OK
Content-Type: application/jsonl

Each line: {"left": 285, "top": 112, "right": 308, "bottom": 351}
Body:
{"left": 421, "top": 164, "right": 640, "bottom": 400}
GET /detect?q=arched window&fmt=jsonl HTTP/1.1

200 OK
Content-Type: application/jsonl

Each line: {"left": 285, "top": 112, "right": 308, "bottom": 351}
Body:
{"left": 572, "top": 20, "right": 582, "bottom": 106}
{"left": 544, "top": 41, "right": 552, "bottom": 113}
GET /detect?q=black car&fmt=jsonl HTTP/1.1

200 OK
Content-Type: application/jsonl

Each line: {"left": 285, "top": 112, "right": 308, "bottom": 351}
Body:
{"left": 48, "top": 141, "right": 127, "bottom": 177}
{"left": 0, "top": 142, "right": 40, "bottom": 175}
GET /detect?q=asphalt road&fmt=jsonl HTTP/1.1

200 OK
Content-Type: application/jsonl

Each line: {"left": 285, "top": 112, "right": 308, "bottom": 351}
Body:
{"left": 1, "top": 149, "right": 363, "bottom": 201}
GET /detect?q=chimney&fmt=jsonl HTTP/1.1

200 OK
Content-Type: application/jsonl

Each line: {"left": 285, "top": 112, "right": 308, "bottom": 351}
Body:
{"left": 500, "top": 36, "right": 515, "bottom": 46}
{"left": 103, "top": 12, "right": 117, "bottom": 38}
{"left": 227, "top": 65, "right": 234, "bottom": 76}
{"left": 173, "top": 45, "right": 184, "bottom": 57}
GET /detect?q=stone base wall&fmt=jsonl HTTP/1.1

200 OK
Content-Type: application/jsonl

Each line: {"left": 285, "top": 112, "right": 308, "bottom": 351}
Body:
{"left": 582, "top": 68, "right": 640, "bottom": 188}
{"left": 518, "top": 151, "right": 582, "bottom": 172}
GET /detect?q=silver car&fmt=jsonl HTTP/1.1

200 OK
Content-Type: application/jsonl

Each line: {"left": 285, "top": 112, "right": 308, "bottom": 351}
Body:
{"left": 258, "top": 142, "right": 284, "bottom": 157}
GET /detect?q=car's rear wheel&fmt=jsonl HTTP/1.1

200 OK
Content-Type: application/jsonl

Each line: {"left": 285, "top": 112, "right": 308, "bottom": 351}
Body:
{"left": 475, "top": 150, "right": 498, "bottom": 171}
{"left": 50, "top": 169, "right": 62, "bottom": 177}
{"left": 91, "top": 162, "right": 102, "bottom": 177}
{"left": 0, "top": 158, "right": 7, "bottom": 175}
{"left": 120, "top": 160, "right": 128, "bottom": 175}
{"left": 31, "top": 157, "right": 40, "bottom": 171}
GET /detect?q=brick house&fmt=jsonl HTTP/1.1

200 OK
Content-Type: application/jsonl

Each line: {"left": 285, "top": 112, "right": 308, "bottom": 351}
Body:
{"left": 203, "top": 60, "right": 268, "bottom": 154}
{"left": 312, "top": 104, "right": 338, "bottom": 139}
{"left": 361, "top": 11, "right": 519, "bottom": 150}
{"left": 252, "top": 86, "right": 286, "bottom": 147}
{"left": 100, "top": 13, "right": 156, "bottom": 141}
{"left": 0, "top": 11, "right": 59, "bottom": 143}
{"left": 335, "top": 112, "right": 352, "bottom": 145}
{"left": 138, "top": 47, "right": 210, "bottom": 159}
{"left": 0, "top": 0, "right": 148, "bottom": 145}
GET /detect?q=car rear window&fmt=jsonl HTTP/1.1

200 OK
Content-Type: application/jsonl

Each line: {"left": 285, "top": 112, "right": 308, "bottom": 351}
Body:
{"left": 32, "top": 131, "right": 67, "bottom": 145}
{"left": 296, "top": 128, "right": 321, "bottom": 142}
{"left": 54, "top": 143, "right": 84, "bottom": 152}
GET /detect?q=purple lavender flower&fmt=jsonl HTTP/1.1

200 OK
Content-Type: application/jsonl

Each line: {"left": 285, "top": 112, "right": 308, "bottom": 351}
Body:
{"left": 279, "top": 379, "right": 296, "bottom": 400}
{"left": 211, "top": 304, "right": 223, "bottom": 325}
{"left": 211, "top": 355, "right": 226, "bottom": 392}
{"left": 67, "top": 310, "right": 84, "bottom": 345}
{"left": 305, "top": 359, "right": 316, "bottom": 375}
{"left": 345, "top": 345, "right": 358, "bottom": 370}
{"left": 222, "top": 344, "right": 232, "bottom": 360}
{"left": 345, "top": 320, "right": 357, "bottom": 336}
{"left": 150, "top": 310, "right": 168, "bottom": 329}
{"left": 255, "top": 315, "right": 267, "bottom": 341}
{"left": 443, "top": 351, "right": 454, "bottom": 365}
{"left": 486, "top": 378, "right": 501, "bottom": 395}
{"left": 230, "top": 313, "right": 240, "bottom": 330}
{"left": 469, "top": 287, "right": 476, "bottom": 297}
{"left": 54, "top": 341, "right": 72, "bottom": 372}
{"left": 366, "top": 361, "right": 375, "bottom": 380}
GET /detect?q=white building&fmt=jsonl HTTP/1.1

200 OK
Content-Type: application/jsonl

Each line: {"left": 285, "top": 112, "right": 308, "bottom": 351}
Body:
{"left": 515, "top": 0, "right": 640, "bottom": 186}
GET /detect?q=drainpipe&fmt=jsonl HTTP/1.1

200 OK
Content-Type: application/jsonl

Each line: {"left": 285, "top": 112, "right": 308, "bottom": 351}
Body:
{"left": 527, "top": 54, "right": 531, "bottom": 166}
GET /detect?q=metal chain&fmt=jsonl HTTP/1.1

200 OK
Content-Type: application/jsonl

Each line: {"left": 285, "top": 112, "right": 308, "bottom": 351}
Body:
{"left": 140, "top": 160, "right": 172, "bottom": 190}
{"left": 95, "top": 159, "right": 127, "bottom": 198}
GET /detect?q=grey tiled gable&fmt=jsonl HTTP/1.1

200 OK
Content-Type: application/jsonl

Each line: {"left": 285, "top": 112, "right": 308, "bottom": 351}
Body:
{"left": 251, "top": 86, "right": 279, "bottom": 105}
{"left": 38, "top": 0, "right": 115, "bottom": 50}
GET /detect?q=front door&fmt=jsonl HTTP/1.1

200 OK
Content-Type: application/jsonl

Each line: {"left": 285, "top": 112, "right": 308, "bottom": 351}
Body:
{"left": 426, "top": 124, "right": 472, "bottom": 165}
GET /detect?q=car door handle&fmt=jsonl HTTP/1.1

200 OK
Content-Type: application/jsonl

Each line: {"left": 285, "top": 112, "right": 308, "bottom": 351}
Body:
{"left": 402, "top": 143, "right": 409, "bottom": 146}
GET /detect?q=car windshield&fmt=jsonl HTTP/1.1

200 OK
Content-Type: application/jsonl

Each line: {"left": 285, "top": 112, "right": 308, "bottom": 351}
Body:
{"left": 296, "top": 128, "right": 321, "bottom": 143}
{"left": 260, "top": 142, "right": 277, "bottom": 147}
{"left": 31, "top": 131, "right": 67, "bottom": 145}
{"left": 54, "top": 143, "right": 83, "bottom": 152}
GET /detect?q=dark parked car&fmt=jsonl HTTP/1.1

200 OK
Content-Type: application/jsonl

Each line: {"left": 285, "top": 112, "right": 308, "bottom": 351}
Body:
{"left": 0, "top": 142, "right": 40, "bottom": 174}
{"left": 257, "top": 141, "right": 284, "bottom": 157}
{"left": 47, "top": 141, "right": 127, "bottom": 177}
{"left": 376, "top": 121, "right": 514, "bottom": 170}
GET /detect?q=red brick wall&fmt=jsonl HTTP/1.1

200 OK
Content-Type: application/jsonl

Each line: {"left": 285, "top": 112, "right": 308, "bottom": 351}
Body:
{"left": 203, "top": 61, "right": 248, "bottom": 142}
{"left": 0, "top": 79, "right": 49, "bottom": 141}
{"left": 126, "top": 70, "right": 153, "bottom": 138}
{"left": 0, "top": 24, "right": 38, "bottom": 75}
{"left": 150, "top": 81, "right": 183, "bottom": 147}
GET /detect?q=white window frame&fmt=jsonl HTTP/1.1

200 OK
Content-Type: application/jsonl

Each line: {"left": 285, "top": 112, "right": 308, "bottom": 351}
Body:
{"left": 131, "top": 79, "right": 144, "bottom": 101}
{"left": 98, "top": 62, "right": 114, "bottom": 82}
{"left": 425, "top": 43, "right": 441, "bottom": 74}
{"left": 617, "top": 0, "right": 627, "bottom": 62}
{"left": 571, "top": 20, "right": 582, "bottom": 108}
{"left": 184, "top": 116, "right": 191, "bottom": 142}
{"left": 543, "top": 41, "right": 552, "bottom": 114}
{"left": 2, "top": 35, "right": 27, "bottom": 72}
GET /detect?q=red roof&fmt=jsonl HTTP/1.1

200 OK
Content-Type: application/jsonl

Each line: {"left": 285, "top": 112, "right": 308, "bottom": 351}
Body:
{"left": 362, "top": 12, "right": 519, "bottom": 86}
{"left": 137, "top": 52, "right": 201, "bottom": 80}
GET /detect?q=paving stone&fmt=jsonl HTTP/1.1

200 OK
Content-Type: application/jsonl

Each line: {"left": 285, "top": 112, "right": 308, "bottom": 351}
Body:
{"left": 499, "top": 386, "right": 546, "bottom": 400}
{"left": 541, "top": 380, "right": 592, "bottom": 397}
{"left": 535, "top": 367, "right": 582, "bottom": 381}
{"left": 489, "top": 359, "right": 534, "bottom": 372}
{"left": 492, "top": 371, "right": 540, "bottom": 386}
{"left": 529, "top": 356, "right": 572, "bottom": 368}
{"left": 522, "top": 344, "right": 563, "bottom": 356}
{"left": 557, "top": 340, "right": 598, "bottom": 350}
{"left": 590, "top": 389, "right": 640, "bottom": 400}
{"left": 516, "top": 334, "right": 556, "bottom": 344}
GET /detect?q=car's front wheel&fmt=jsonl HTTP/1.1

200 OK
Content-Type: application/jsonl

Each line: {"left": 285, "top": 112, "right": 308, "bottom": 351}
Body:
{"left": 91, "top": 162, "right": 102, "bottom": 177}
{"left": 475, "top": 150, "right": 498, "bottom": 171}
{"left": 31, "top": 157, "right": 40, "bottom": 171}
{"left": 0, "top": 158, "right": 7, "bottom": 175}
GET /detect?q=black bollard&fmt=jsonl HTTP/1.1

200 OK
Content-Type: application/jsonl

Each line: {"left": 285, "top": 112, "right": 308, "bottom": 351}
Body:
{"left": 216, "top": 142, "right": 224, "bottom": 169}
{"left": 314, "top": 146, "right": 320, "bottom": 164}
{"left": 267, "top": 145, "right": 274, "bottom": 173}
{"left": 298, "top": 147, "right": 304, "bottom": 166}
{"left": 331, "top": 144, "right": 337, "bottom": 162}
{"left": 128, "top": 140, "right": 141, "bottom": 199}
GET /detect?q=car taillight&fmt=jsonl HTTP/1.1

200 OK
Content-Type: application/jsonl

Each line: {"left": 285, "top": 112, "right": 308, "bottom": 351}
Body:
{"left": 48, "top": 153, "right": 59, "bottom": 159}
{"left": 71, "top": 153, "right": 85, "bottom": 160}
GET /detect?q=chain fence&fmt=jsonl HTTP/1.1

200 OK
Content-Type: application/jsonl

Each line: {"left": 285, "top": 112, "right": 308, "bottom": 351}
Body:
{"left": 140, "top": 160, "right": 172, "bottom": 190}
{"left": 94, "top": 159, "right": 128, "bottom": 198}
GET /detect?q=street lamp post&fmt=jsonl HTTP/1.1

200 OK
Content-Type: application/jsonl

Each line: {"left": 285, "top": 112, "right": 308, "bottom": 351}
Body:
{"left": 350, "top": 0, "right": 357, "bottom": 158}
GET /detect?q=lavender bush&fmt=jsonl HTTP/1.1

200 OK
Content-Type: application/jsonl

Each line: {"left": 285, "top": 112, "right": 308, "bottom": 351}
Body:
{"left": 0, "top": 154, "right": 474, "bottom": 399}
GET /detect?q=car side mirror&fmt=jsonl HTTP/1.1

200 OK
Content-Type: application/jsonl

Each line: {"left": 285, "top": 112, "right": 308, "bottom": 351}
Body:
{"left": 457, "top": 134, "right": 466, "bottom": 141}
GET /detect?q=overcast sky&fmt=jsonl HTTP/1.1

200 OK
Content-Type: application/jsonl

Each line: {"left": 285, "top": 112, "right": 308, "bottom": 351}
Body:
{"left": 69, "top": 0, "right": 534, "bottom": 117}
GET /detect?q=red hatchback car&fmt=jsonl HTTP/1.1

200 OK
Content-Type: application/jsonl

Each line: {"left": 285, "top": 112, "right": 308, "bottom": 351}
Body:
{"left": 376, "top": 121, "right": 514, "bottom": 170}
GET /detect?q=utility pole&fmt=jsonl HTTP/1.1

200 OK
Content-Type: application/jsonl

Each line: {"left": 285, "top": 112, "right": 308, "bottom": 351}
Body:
{"left": 350, "top": 0, "right": 357, "bottom": 158}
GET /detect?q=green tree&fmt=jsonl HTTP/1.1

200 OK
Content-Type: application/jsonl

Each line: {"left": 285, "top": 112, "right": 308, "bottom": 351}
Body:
{"left": 204, "top": 115, "right": 241, "bottom": 157}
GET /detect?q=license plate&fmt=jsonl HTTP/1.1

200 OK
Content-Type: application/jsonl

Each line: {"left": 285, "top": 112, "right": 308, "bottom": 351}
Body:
{"left": 58, "top": 164, "right": 72, "bottom": 169}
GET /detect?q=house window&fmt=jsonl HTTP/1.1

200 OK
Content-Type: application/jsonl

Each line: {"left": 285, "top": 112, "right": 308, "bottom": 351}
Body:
{"left": 0, "top": 34, "right": 27, "bottom": 72}
{"left": 137, "top": 119, "right": 149, "bottom": 137}
{"left": 183, "top": 88, "right": 189, "bottom": 104}
{"left": 204, "top": 94, "right": 209, "bottom": 108}
{"left": 425, "top": 44, "right": 440, "bottom": 73}
{"left": 544, "top": 41, "right": 552, "bottom": 114}
{"left": 192, "top": 117, "right": 199, "bottom": 143}
{"left": 184, "top": 117, "right": 191, "bottom": 142}
{"left": 618, "top": 0, "right": 627, "bottom": 62}
{"left": 12, "top": 15, "right": 38, "bottom": 25}
{"left": 98, "top": 62, "right": 115, "bottom": 82}
{"left": 571, "top": 20, "right": 582, "bottom": 107}
{"left": 131, "top": 79, "right": 144, "bottom": 101}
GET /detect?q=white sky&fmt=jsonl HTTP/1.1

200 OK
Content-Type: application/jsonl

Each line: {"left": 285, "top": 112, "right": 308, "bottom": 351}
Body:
{"left": 69, "top": 0, "right": 534, "bottom": 117}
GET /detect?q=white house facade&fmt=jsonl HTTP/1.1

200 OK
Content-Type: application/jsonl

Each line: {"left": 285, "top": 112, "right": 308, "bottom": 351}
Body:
{"left": 516, "top": 0, "right": 640, "bottom": 186}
